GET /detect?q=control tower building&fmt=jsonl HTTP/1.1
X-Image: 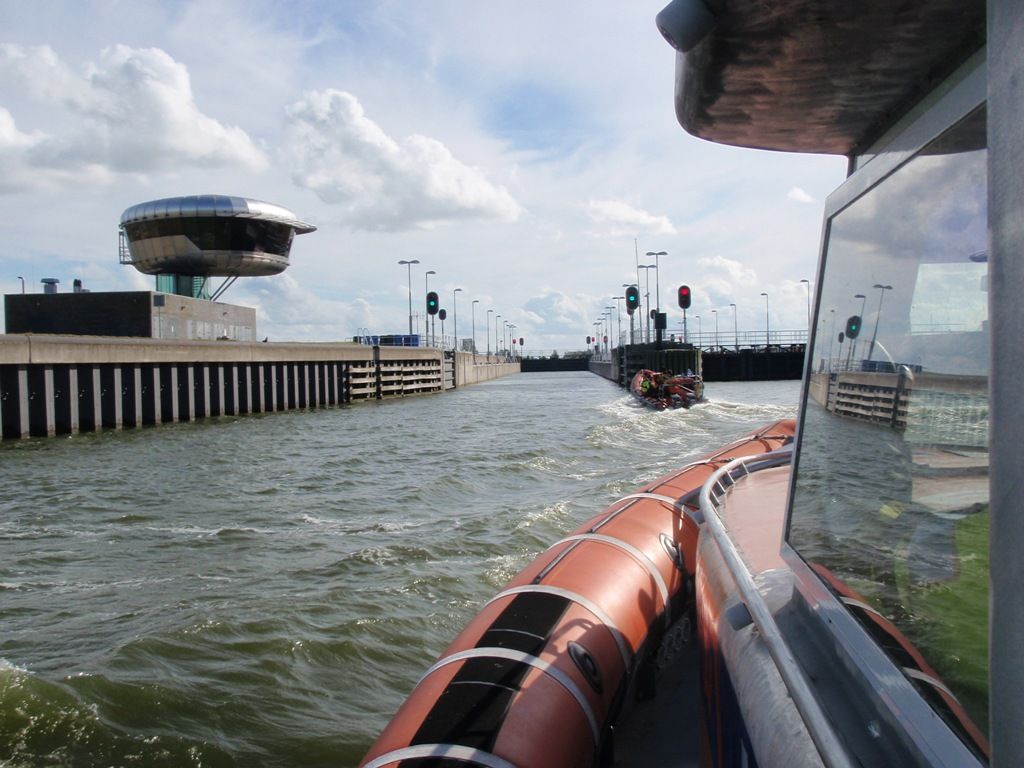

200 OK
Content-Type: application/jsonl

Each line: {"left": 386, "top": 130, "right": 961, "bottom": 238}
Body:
{"left": 119, "top": 194, "right": 316, "bottom": 301}
{"left": 5, "top": 195, "right": 315, "bottom": 341}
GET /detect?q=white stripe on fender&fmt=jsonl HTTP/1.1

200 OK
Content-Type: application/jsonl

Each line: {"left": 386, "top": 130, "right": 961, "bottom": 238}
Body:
{"left": 484, "top": 584, "right": 634, "bottom": 669}
{"left": 362, "top": 743, "right": 519, "bottom": 768}
{"left": 419, "top": 647, "right": 600, "bottom": 748}
{"left": 550, "top": 533, "right": 671, "bottom": 622}
{"left": 617, "top": 491, "right": 686, "bottom": 511}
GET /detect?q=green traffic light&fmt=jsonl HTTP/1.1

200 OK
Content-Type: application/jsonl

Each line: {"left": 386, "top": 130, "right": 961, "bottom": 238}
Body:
{"left": 846, "top": 314, "right": 862, "bottom": 338}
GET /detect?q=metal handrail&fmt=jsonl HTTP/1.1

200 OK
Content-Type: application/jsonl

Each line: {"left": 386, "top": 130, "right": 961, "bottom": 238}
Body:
{"left": 698, "top": 451, "right": 855, "bottom": 768}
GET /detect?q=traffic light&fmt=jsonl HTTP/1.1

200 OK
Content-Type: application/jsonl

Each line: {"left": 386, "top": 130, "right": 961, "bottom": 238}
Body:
{"left": 587, "top": 335, "right": 592, "bottom": 344}
{"left": 426, "top": 291, "right": 439, "bottom": 315}
{"left": 603, "top": 335, "right": 608, "bottom": 344}
{"left": 678, "top": 285, "right": 692, "bottom": 309}
{"left": 845, "top": 314, "right": 861, "bottom": 339}
{"left": 438, "top": 308, "right": 447, "bottom": 321}
{"left": 625, "top": 285, "right": 640, "bottom": 315}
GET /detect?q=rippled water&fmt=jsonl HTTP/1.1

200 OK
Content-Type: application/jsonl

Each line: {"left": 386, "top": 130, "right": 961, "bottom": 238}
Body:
{"left": 0, "top": 372, "right": 799, "bottom": 767}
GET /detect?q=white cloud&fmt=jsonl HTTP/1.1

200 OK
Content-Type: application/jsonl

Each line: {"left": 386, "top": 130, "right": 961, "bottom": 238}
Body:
{"left": 0, "top": 106, "right": 41, "bottom": 151}
{"left": 282, "top": 89, "right": 522, "bottom": 231}
{"left": 0, "top": 43, "right": 266, "bottom": 192}
{"left": 235, "top": 273, "right": 382, "bottom": 341}
{"left": 0, "top": 43, "right": 92, "bottom": 109}
{"left": 0, "top": 106, "right": 114, "bottom": 192}
{"left": 587, "top": 199, "right": 676, "bottom": 236}
{"left": 787, "top": 186, "right": 815, "bottom": 204}
{"left": 697, "top": 255, "right": 759, "bottom": 286}
{"left": 694, "top": 255, "right": 760, "bottom": 307}
{"left": 522, "top": 290, "right": 592, "bottom": 332}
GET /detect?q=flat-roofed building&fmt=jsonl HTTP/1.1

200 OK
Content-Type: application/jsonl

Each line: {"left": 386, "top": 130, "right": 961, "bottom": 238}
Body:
{"left": 4, "top": 291, "right": 256, "bottom": 341}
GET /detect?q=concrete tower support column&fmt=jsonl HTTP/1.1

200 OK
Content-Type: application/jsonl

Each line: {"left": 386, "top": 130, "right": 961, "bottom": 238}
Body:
{"left": 131, "top": 365, "right": 143, "bottom": 427}
{"left": 257, "top": 364, "right": 266, "bottom": 413}
{"left": 186, "top": 365, "right": 196, "bottom": 421}
{"left": 17, "top": 366, "right": 30, "bottom": 437}
{"left": 229, "top": 364, "right": 239, "bottom": 415}
{"left": 66, "top": 366, "right": 79, "bottom": 434}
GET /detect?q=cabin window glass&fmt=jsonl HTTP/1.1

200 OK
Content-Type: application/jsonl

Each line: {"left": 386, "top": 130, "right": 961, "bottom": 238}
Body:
{"left": 125, "top": 219, "right": 294, "bottom": 257}
{"left": 788, "top": 108, "right": 989, "bottom": 754}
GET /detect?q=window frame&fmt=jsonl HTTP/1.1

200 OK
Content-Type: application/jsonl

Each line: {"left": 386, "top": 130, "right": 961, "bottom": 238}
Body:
{"left": 779, "top": 51, "right": 988, "bottom": 767}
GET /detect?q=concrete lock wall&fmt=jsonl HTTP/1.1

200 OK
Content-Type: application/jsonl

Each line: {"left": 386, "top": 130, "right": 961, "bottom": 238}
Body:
{"left": 0, "top": 335, "right": 520, "bottom": 440}
{"left": 453, "top": 351, "right": 520, "bottom": 386}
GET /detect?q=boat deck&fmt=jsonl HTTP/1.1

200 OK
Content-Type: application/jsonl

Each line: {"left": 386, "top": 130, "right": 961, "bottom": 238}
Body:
{"left": 612, "top": 616, "right": 701, "bottom": 768}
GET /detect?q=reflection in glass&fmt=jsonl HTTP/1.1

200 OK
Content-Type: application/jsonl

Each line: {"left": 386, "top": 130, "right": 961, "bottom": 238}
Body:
{"left": 789, "top": 109, "right": 989, "bottom": 756}
{"left": 125, "top": 218, "right": 296, "bottom": 257}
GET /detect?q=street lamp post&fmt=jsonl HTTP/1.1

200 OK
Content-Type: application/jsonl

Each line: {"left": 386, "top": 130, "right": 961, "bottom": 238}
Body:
{"left": 695, "top": 315, "right": 702, "bottom": 347}
{"left": 800, "top": 279, "right": 811, "bottom": 331}
{"left": 730, "top": 303, "right": 738, "bottom": 351}
{"left": 761, "top": 292, "right": 770, "bottom": 348}
{"left": 17, "top": 276, "right": 25, "bottom": 294}
{"left": 867, "top": 284, "right": 893, "bottom": 361}
{"left": 495, "top": 314, "right": 501, "bottom": 358}
{"left": 397, "top": 260, "right": 417, "bottom": 337}
{"left": 639, "top": 264, "right": 655, "bottom": 343}
{"left": 486, "top": 310, "right": 493, "bottom": 357}
{"left": 829, "top": 308, "right": 836, "bottom": 371}
{"left": 453, "top": 288, "right": 462, "bottom": 352}
{"left": 611, "top": 298, "right": 624, "bottom": 349}
{"left": 645, "top": 251, "right": 666, "bottom": 312}
{"left": 508, "top": 323, "right": 517, "bottom": 358}
{"left": 711, "top": 309, "right": 719, "bottom": 350}
{"left": 472, "top": 300, "right": 479, "bottom": 360}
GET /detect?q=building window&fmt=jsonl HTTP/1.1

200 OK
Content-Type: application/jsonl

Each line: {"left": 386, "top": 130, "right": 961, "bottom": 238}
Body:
{"left": 124, "top": 218, "right": 296, "bottom": 257}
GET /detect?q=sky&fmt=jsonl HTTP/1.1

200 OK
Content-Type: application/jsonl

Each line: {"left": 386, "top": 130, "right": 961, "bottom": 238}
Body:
{"left": 0, "top": 0, "right": 847, "bottom": 354}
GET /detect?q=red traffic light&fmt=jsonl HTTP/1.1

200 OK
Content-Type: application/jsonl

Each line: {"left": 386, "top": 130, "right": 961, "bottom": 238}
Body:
{"left": 603, "top": 335, "right": 608, "bottom": 343}
{"left": 678, "top": 285, "right": 692, "bottom": 309}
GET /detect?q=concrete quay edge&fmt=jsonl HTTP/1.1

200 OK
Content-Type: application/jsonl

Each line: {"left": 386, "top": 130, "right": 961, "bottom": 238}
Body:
{"left": 0, "top": 334, "right": 440, "bottom": 365}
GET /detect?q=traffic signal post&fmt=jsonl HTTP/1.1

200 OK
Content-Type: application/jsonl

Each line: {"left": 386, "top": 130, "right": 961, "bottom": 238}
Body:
{"left": 625, "top": 285, "right": 640, "bottom": 343}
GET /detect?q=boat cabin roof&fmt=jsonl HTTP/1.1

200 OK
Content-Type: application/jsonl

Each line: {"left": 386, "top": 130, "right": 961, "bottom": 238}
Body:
{"left": 670, "top": 0, "right": 985, "bottom": 155}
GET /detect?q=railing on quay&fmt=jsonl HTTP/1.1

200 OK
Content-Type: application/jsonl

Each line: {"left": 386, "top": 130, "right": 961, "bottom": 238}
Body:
{"left": 621, "top": 328, "right": 809, "bottom": 349}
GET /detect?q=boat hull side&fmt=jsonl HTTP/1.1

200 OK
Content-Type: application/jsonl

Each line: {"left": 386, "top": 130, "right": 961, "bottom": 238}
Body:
{"left": 361, "top": 419, "right": 796, "bottom": 768}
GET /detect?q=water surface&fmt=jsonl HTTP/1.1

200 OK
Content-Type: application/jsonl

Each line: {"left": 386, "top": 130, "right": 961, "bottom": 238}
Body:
{"left": 1, "top": 373, "right": 798, "bottom": 766}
